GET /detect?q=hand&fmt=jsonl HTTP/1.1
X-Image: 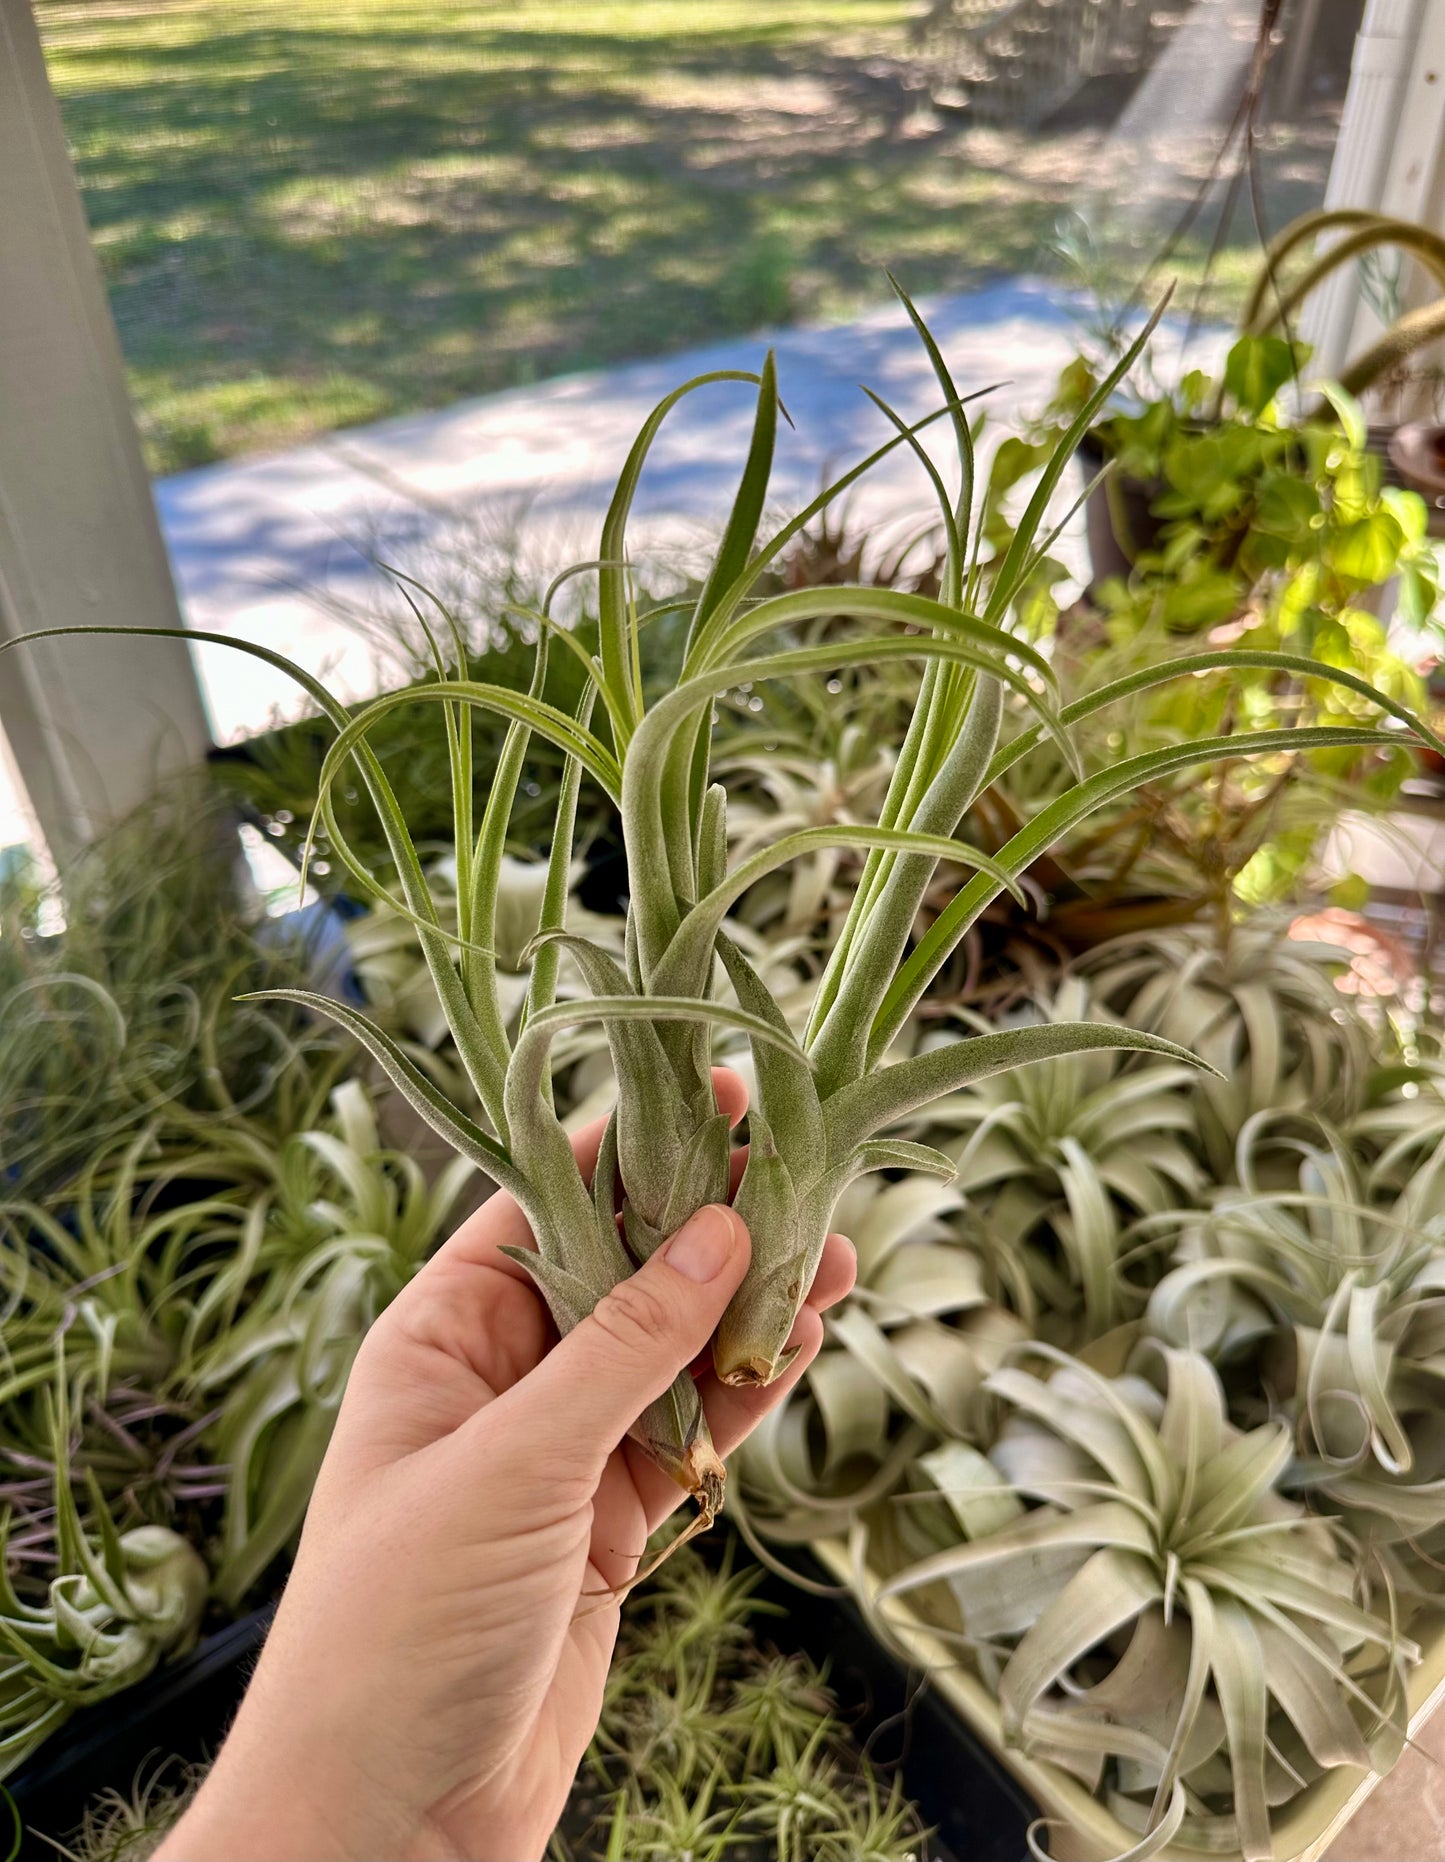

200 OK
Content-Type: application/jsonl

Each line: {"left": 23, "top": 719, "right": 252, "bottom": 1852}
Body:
{"left": 157, "top": 1070, "right": 856, "bottom": 1862}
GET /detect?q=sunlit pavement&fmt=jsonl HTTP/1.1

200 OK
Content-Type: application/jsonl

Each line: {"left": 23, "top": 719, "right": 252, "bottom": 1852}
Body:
{"left": 155, "top": 279, "right": 1224, "bottom": 733}
{"left": 0, "top": 280, "right": 1221, "bottom": 849}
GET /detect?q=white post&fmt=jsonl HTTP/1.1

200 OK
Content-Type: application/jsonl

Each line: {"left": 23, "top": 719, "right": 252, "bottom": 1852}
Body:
{"left": 1301, "top": 0, "right": 1427, "bottom": 377}
{"left": 0, "top": 0, "right": 212, "bottom": 859}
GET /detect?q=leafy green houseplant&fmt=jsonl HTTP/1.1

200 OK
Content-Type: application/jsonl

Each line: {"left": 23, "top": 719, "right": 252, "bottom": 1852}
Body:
{"left": 6, "top": 293, "right": 1438, "bottom": 1539}
{"left": 1021, "top": 341, "right": 1436, "bottom": 927}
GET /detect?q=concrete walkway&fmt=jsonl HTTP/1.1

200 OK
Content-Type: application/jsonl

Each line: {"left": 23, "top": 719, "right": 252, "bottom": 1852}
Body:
{"left": 2, "top": 279, "right": 1220, "bottom": 848}
{"left": 158, "top": 277, "right": 1218, "bottom": 734}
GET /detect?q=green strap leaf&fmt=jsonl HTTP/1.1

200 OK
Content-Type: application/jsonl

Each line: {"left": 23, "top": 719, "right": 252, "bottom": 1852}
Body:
{"left": 600, "top": 367, "right": 764, "bottom": 737}
{"left": 652, "top": 822, "right": 1023, "bottom": 1004}
{"left": 824, "top": 1023, "right": 1217, "bottom": 1159}
{"left": 716, "top": 931, "right": 824, "bottom": 1176}
{"left": 874, "top": 724, "right": 1404, "bottom": 1057}
{"left": 1192, "top": 1589, "right": 1271, "bottom": 1862}
{"left": 983, "top": 647, "right": 1445, "bottom": 791}
{"left": 238, "top": 988, "right": 521, "bottom": 1195}
{"left": 998, "top": 1548, "right": 1162, "bottom": 1736}
{"left": 688, "top": 352, "right": 779, "bottom": 645}
{"left": 984, "top": 292, "right": 1169, "bottom": 629}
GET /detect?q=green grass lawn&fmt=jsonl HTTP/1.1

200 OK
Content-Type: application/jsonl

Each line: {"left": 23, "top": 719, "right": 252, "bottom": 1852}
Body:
{"left": 37, "top": 0, "right": 1337, "bottom": 473}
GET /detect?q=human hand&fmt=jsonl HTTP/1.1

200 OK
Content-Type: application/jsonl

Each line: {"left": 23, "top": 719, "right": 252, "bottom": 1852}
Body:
{"left": 156, "top": 1069, "right": 855, "bottom": 1861}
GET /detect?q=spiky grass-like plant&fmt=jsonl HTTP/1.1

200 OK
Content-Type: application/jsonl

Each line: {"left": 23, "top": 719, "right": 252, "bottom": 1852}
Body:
{"left": 877, "top": 1345, "right": 1412, "bottom": 1861}
{"left": 0, "top": 784, "right": 335, "bottom": 1199}
{"left": 8, "top": 293, "right": 1438, "bottom": 1528}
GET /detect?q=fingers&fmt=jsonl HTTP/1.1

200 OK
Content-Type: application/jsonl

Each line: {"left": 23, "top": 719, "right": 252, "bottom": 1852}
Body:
{"left": 804, "top": 1233, "right": 857, "bottom": 1313}
{"left": 711, "top": 1066, "right": 749, "bottom": 1129}
{"left": 488, "top": 1205, "right": 752, "bottom": 1483}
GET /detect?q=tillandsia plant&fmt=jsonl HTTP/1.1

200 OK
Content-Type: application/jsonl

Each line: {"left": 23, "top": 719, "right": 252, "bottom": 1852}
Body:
{"left": 555, "top": 1533, "right": 930, "bottom": 1862}
{"left": 1143, "top": 1108, "right": 1445, "bottom": 1557}
{"left": 876, "top": 1344, "right": 1413, "bottom": 1861}
{"left": 0, "top": 1387, "right": 207, "bottom": 1779}
{"left": 734, "top": 1169, "right": 1025, "bottom": 1551}
{"left": 8, "top": 289, "right": 1442, "bottom": 1533}
{"left": 1078, "top": 918, "right": 1378, "bottom": 1175}
{"left": 906, "top": 977, "right": 1205, "bottom": 1340}
{"left": 0, "top": 1063, "right": 464, "bottom": 1655}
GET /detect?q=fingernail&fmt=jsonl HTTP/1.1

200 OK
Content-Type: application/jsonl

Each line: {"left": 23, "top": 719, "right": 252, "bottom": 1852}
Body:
{"left": 663, "top": 1206, "right": 738, "bottom": 1283}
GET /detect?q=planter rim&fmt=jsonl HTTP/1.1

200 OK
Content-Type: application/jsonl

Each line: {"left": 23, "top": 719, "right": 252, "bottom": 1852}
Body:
{"left": 816, "top": 1541, "right": 1445, "bottom": 1862}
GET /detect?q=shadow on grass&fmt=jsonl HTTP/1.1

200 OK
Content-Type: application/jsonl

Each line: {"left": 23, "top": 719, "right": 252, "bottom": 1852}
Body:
{"left": 39, "top": 3, "right": 1335, "bottom": 469}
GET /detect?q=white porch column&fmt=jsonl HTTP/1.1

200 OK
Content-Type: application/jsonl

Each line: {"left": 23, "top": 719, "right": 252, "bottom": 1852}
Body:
{"left": 0, "top": 0, "right": 212, "bottom": 859}
{"left": 1301, "top": 0, "right": 1428, "bottom": 376}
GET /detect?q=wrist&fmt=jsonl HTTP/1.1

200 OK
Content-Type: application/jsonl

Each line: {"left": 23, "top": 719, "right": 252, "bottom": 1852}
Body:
{"left": 155, "top": 1706, "right": 417, "bottom": 1861}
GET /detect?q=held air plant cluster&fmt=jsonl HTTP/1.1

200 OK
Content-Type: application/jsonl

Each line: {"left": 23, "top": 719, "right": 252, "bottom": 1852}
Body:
{"left": 10, "top": 291, "right": 1438, "bottom": 1539}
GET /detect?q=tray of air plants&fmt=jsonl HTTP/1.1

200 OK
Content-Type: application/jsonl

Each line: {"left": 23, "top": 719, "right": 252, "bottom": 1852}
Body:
{"left": 7, "top": 1530, "right": 1019, "bottom": 1862}
{"left": 734, "top": 913, "right": 1445, "bottom": 1862}
{"left": 6, "top": 274, "right": 1445, "bottom": 1862}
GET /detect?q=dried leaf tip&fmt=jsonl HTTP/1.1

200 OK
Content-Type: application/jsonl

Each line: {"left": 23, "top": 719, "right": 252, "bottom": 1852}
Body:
{"left": 683, "top": 1441, "right": 727, "bottom": 1526}
{"left": 720, "top": 1356, "right": 774, "bottom": 1390}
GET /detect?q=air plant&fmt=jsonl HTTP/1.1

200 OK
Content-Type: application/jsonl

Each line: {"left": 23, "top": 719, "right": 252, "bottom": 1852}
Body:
{"left": 29, "top": 1755, "right": 201, "bottom": 1862}
{"left": 1144, "top": 1110, "right": 1445, "bottom": 1563}
{"left": 1079, "top": 918, "right": 1377, "bottom": 1175}
{"left": 911, "top": 977, "right": 1204, "bottom": 1339}
{"left": 0, "top": 1391, "right": 207, "bottom": 1779}
{"left": 7, "top": 290, "right": 1437, "bottom": 1537}
{"left": 179, "top": 1079, "right": 472, "bottom": 1604}
{"left": 0, "top": 1068, "right": 465, "bottom": 1646}
{"left": 876, "top": 1345, "right": 1413, "bottom": 1860}
{"left": 556, "top": 1534, "right": 929, "bottom": 1862}
{"left": 736, "top": 1171, "right": 1023, "bottom": 1546}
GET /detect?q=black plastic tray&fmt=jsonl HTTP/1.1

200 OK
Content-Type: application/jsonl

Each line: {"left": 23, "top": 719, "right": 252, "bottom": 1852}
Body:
{"left": 9, "top": 1545, "right": 1038, "bottom": 1860}
{"left": 6, "top": 1604, "right": 275, "bottom": 1859}
{"left": 741, "top": 1547, "right": 1037, "bottom": 1862}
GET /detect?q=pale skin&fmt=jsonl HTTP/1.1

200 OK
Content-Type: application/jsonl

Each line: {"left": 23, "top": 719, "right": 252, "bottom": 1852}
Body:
{"left": 156, "top": 1069, "right": 856, "bottom": 1862}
